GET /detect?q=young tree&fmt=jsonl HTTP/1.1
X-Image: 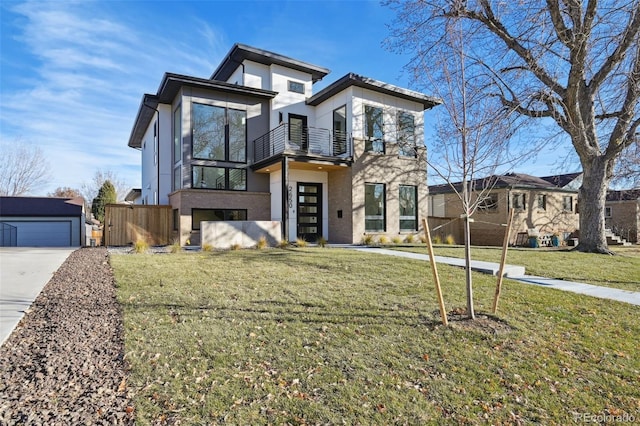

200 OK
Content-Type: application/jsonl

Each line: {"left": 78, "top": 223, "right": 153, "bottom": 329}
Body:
{"left": 81, "top": 170, "right": 128, "bottom": 206}
{"left": 386, "top": 0, "right": 640, "bottom": 254}
{"left": 91, "top": 180, "right": 117, "bottom": 223}
{"left": 0, "top": 142, "right": 51, "bottom": 196}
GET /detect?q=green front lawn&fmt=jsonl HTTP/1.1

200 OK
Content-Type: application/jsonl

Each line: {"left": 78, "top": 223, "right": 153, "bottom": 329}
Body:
{"left": 390, "top": 245, "right": 640, "bottom": 292}
{"left": 112, "top": 248, "right": 640, "bottom": 425}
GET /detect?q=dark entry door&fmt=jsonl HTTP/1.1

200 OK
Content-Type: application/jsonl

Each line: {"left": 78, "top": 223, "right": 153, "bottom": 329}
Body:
{"left": 297, "top": 183, "right": 322, "bottom": 242}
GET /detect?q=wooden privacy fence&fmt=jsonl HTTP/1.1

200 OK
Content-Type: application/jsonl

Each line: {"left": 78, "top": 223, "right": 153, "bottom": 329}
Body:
{"left": 104, "top": 204, "right": 172, "bottom": 246}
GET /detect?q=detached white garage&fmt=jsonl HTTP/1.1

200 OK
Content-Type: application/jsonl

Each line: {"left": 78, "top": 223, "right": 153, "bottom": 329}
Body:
{"left": 0, "top": 197, "right": 86, "bottom": 247}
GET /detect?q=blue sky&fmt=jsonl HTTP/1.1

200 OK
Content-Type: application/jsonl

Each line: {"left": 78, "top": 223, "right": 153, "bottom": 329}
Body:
{"left": 1, "top": 0, "right": 573, "bottom": 196}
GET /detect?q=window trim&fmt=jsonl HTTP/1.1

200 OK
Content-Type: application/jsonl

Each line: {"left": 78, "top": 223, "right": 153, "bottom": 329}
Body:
{"left": 364, "top": 105, "right": 385, "bottom": 154}
{"left": 192, "top": 165, "right": 247, "bottom": 191}
{"left": 397, "top": 111, "right": 417, "bottom": 158}
{"left": 365, "top": 182, "right": 386, "bottom": 232}
{"left": 191, "top": 102, "right": 247, "bottom": 164}
{"left": 537, "top": 194, "right": 547, "bottom": 211}
{"left": 563, "top": 195, "right": 574, "bottom": 212}
{"left": 288, "top": 80, "right": 305, "bottom": 94}
{"left": 512, "top": 193, "right": 526, "bottom": 211}
{"left": 399, "top": 185, "right": 418, "bottom": 232}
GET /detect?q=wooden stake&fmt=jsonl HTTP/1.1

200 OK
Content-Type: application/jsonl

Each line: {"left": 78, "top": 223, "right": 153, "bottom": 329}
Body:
{"left": 422, "top": 218, "right": 448, "bottom": 326}
{"left": 492, "top": 208, "right": 514, "bottom": 314}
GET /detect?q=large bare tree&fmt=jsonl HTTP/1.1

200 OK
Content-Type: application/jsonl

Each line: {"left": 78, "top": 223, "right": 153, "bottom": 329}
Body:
{"left": 386, "top": 0, "right": 640, "bottom": 254}
{"left": 0, "top": 142, "right": 51, "bottom": 196}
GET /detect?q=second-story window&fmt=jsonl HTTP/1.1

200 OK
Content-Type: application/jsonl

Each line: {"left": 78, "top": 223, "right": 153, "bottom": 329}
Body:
{"left": 192, "top": 103, "right": 246, "bottom": 163}
{"left": 288, "top": 80, "right": 304, "bottom": 94}
{"left": 512, "top": 193, "right": 526, "bottom": 211}
{"left": 364, "top": 105, "right": 384, "bottom": 153}
{"left": 397, "top": 111, "right": 416, "bottom": 157}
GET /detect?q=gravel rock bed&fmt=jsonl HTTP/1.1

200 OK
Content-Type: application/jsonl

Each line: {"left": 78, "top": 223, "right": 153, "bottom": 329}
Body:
{"left": 0, "top": 248, "right": 134, "bottom": 425}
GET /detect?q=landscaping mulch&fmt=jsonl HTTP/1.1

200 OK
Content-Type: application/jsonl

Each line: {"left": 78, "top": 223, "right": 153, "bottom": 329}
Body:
{"left": 0, "top": 248, "right": 134, "bottom": 425}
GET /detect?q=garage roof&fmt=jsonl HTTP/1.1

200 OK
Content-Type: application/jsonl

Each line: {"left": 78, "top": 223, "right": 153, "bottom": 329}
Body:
{"left": 0, "top": 197, "right": 85, "bottom": 217}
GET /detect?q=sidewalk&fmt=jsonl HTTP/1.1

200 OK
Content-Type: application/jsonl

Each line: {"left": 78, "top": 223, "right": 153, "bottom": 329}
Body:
{"left": 350, "top": 247, "right": 640, "bottom": 306}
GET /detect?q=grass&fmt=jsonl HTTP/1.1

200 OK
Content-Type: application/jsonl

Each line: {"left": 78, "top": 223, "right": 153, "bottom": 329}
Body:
{"left": 391, "top": 245, "right": 640, "bottom": 292}
{"left": 111, "top": 249, "right": 640, "bottom": 425}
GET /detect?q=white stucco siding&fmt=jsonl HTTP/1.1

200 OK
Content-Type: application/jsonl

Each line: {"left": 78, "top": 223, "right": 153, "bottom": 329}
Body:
{"left": 351, "top": 87, "right": 425, "bottom": 145}
{"left": 270, "top": 171, "right": 283, "bottom": 222}
{"left": 158, "top": 104, "right": 172, "bottom": 205}
{"left": 313, "top": 90, "right": 352, "bottom": 134}
{"left": 270, "top": 65, "right": 315, "bottom": 129}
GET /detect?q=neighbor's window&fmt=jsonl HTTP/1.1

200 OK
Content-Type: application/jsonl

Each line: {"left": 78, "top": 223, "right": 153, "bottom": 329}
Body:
{"left": 173, "top": 106, "right": 181, "bottom": 164}
{"left": 192, "top": 103, "right": 246, "bottom": 163}
{"left": 397, "top": 111, "right": 416, "bottom": 157}
{"left": 399, "top": 185, "right": 417, "bottom": 231}
{"left": 364, "top": 105, "right": 384, "bottom": 153}
{"left": 192, "top": 166, "right": 246, "bottom": 191}
{"left": 365, "top": 183, "right": 386, "bottom": 231}
{"left": 563, "top": 196, "right": 573, "bottom": 212}
{"left": 512, "top": 193, "right": 526, "bottom": 210}
{"left": 605, "top": 206, "right": 612, "bottom": 218}
{"left": 288, "top": 80, "right": 304, "bottom": 94}
{"left": 478, "top": 194, "right": 498, "bottom": 211}
{"left": 191, "top": 209, "right": 247, "bottom": 230}
{"left": 537, "top": 194, "right": 547, "bottom": 210}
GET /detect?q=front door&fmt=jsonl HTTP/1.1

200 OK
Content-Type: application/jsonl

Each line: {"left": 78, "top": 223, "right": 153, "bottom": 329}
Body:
{"left": 297, "top": 183, "right": 322, "bottom": 242}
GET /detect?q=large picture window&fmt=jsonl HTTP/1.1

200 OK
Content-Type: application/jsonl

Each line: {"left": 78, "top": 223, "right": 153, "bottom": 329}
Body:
{"left": 364, "top": 105, "right": 384, "bottom": 153}
{"left": 192, "top": 166, "right": 246, "bottom": 191}
{"left": 192, "top": 103, "right": 246, "bottom": 162}
{"left": 365, "top": 183, "right": 386, "bottom": 231}
{"left": 192, "top": 209, "right": 247, "bottom": 230}
{"left": 397, "top": 111, "right": 416, "bottom": 157}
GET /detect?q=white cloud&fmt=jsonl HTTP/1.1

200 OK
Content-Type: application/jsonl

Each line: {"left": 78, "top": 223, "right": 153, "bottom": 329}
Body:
{"left": 1, "top": 1, "right": 222, "bottom": 196}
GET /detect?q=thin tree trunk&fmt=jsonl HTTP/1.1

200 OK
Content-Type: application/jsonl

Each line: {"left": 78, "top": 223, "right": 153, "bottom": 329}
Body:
{"left": 577, "top": 157, "right": 614, "bottom": 254}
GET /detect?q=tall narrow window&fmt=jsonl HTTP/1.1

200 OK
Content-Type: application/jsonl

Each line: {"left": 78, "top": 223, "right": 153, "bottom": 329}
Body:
{"left": 173, "top": 106, "right": 181, "bottom": 164}
{"left": 173, "top": 166, "right": 181, "bottom": 191}
{"left": 399, "top": 185, "right": 417, "bottom": 231}
{"left": 365, "top": 183, "right": 385, "bottom": 231}
{"left": 397, "top": 111, "right": 416, "bottom": 157}
{"left": 364, "top": 105, "right": 384, "bottom": 153}
{"left": 333, "top": 105, "right": 347, "bottom": 155}
{"left": 228, "top": 109, "right": 246, "bottom": 162}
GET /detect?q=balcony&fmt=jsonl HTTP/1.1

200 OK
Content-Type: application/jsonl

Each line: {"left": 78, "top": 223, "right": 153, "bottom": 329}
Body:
{"left": 254, "top": 123, "right": 352, "bottom": 164}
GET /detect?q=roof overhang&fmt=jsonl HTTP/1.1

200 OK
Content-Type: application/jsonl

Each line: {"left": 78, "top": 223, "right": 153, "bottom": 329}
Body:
{"left": 211, "top": 43, "right": 330, "bottom": 83}
{"left": 307, "top": 73, "right": 442, "bottom": 110}
{"left": 128, "top": 73, "right": 277, "bottom": 149}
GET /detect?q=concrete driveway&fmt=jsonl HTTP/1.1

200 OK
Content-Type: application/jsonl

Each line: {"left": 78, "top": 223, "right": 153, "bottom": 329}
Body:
{"left": 0, "top": 247, "right": 76, "bottom": 345}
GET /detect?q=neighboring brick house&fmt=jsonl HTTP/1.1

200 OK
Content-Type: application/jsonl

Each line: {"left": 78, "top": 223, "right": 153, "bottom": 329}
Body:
{"left": 127, "top": 44, "right": 441, "bottom": 245}
{"left": 605, "top": 189, "right": 640, "bottom": 243}
{"left": 427, "top": 173, "right": 582, "bottom": 246}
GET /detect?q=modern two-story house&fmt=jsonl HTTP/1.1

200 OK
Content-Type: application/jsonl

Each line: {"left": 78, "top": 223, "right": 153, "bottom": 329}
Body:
{"left": 128, "top": 44, "right": 441, "bottom": 245}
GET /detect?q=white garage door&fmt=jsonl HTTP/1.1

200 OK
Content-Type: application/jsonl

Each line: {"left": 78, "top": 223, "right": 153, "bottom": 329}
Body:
{"left": 10, "top": 221, "right": 72, "bottom": 247}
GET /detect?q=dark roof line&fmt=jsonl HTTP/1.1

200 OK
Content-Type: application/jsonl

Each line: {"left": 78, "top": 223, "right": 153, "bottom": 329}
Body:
{"left": 307, "top": 73, "right": 442, "bottom": 110}
{"left": 0, "top": 196, "right": 85, "bottom": 217}
{"left": 428, "top": 172, "right": 582, "bottom": 194}
{"left": 128, "top": 73, "right": 277, "bottom": 148}
{"left": 211, "top": 43, "right": 330, "bottom": 83}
